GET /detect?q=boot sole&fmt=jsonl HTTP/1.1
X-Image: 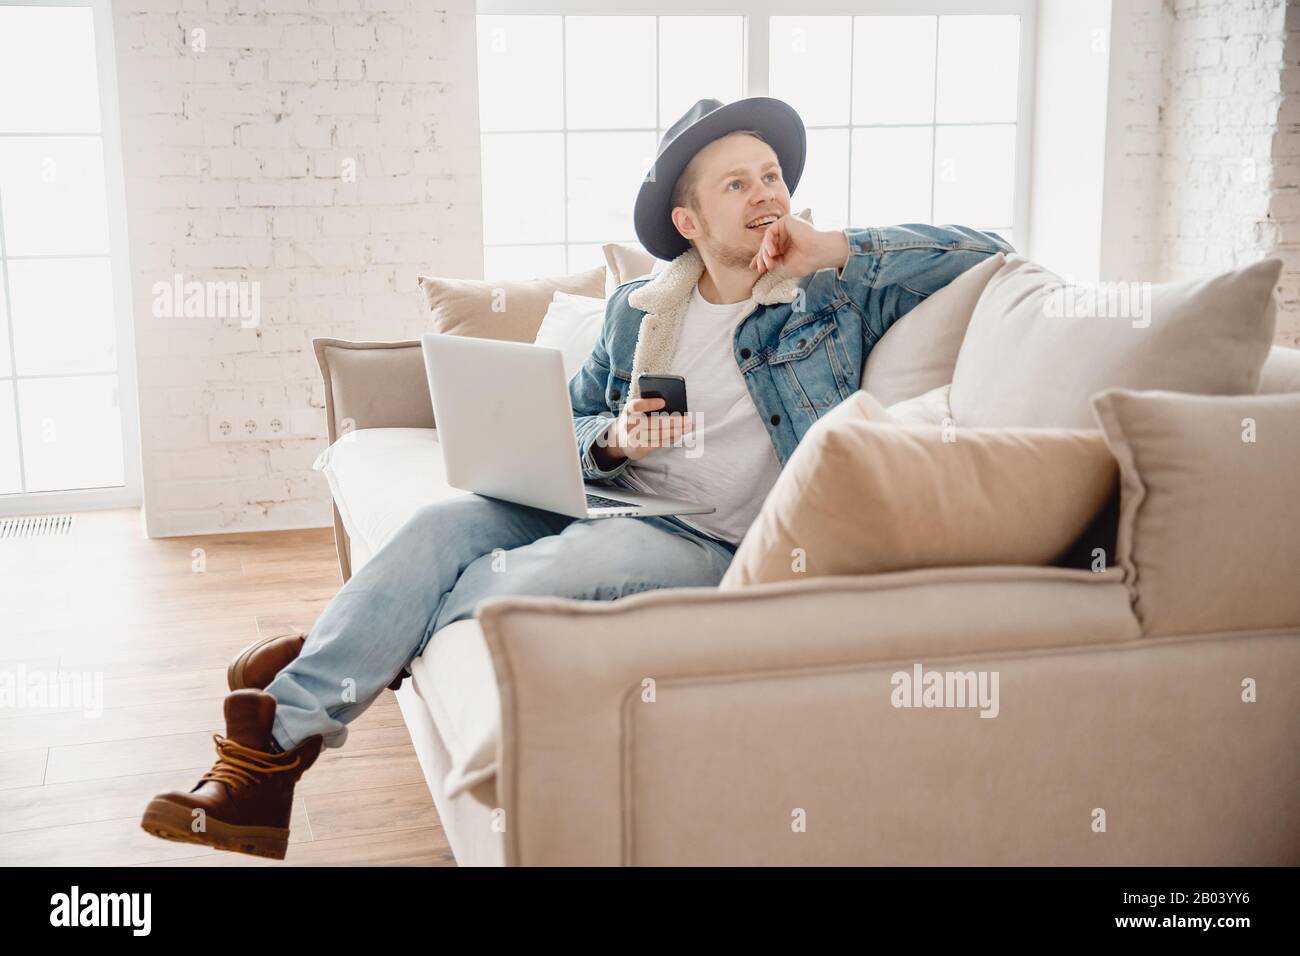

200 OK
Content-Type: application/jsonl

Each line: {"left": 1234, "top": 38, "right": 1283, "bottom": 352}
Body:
{"left": 140, "top": 797, "right": 290, "bottom": 860}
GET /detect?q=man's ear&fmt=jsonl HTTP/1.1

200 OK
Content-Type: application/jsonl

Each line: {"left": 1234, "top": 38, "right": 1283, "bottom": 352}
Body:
{"left": 671, "top": 206, "right": 700, "bottom": 242}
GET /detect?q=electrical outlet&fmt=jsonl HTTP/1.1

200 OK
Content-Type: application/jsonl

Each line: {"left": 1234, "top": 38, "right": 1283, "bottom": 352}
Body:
{"left": 210, "top": 408, "right": 311, "bottom": 443}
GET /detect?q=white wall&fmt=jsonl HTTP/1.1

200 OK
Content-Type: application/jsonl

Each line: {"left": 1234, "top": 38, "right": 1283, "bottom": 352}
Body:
{"left": 1027, "top": 0, "right": 1112, "bottom": 280}
{"left": 112, "top": 0, "right": 484, "bottom": 537}
{"left": 1098, "top": 0, "right": 1296, "bottom": 347}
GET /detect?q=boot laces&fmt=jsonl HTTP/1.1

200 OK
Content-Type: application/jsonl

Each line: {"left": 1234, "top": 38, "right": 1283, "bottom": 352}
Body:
{"left": 200, "top": 734, "right": 302, "bottom": 792}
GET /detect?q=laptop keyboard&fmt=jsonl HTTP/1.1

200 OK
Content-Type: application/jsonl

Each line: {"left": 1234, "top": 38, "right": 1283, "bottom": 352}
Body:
{"left": 585, "top": 493, "right": 642, "bottom": 510}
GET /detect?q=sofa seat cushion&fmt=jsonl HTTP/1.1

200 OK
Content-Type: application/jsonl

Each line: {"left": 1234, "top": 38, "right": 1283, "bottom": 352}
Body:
{"left": 313, "top": 427, "right": 468, "bottom": 567}
{"left": 315, "top": 427, "right": 497, "bottom": 797}
{"left": 407, "top": 618, "right": 500, "bottom": 799}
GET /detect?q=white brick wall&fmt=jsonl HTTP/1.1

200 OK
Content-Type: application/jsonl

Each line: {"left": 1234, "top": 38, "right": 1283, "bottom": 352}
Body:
{"left": 112, "top": 0, "right": 483, "bottom": 537}
{"left": 1104, "top": 0, "right": 1298, "bottom": 346}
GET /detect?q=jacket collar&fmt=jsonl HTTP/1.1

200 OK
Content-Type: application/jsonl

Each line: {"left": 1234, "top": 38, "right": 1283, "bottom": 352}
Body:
{"left": 624, "top": 246, "right": 803, "bottom": 399}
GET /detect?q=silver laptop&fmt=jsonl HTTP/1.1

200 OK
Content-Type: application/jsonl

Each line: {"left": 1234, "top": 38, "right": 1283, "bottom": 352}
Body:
{"left": 421, "top": 333, "right": 715, "bottom": 520}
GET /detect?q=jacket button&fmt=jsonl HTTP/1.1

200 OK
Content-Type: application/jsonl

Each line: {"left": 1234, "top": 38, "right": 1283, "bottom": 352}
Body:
{"left": 797, "top": 338, "right": 806, "bottom": 348}
{"left": 739, "top": 347, "right": 751, "bottom": 359}
{"left": 770, "top": 414, "right": 781, "bottom": 426}
{"left": 611, "top": 389, "right": 620, "bottom": 401}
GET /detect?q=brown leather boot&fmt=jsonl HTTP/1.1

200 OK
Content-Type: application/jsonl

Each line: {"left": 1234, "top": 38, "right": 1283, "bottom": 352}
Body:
{"left": 227, "top": 632, "right": 307, "bottom": 691}
{"left": 140, "top": 690, "right": 322, "bottom": 860}
{"left": 227, "top": 631, "right": 408, "bottom": 692}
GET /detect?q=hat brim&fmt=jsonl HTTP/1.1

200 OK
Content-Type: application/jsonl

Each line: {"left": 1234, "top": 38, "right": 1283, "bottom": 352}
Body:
{"left": 634, "top": 97, "right": 808, "bottom": 263}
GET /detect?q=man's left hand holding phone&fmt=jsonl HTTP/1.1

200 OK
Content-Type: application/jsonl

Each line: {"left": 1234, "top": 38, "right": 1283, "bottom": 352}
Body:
{"left": 591, "top": 373, "right": 692, "bottom": 470}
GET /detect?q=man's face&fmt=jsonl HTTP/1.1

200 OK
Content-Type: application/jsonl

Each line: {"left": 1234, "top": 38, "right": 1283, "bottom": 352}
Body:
{"left": 672, "top": 133, "right": 791, "bottom": 269}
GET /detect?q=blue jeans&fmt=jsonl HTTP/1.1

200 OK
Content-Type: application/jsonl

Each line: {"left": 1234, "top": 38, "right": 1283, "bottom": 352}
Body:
{"left": 266, "top": 494, "right": 737, "bottom": 750}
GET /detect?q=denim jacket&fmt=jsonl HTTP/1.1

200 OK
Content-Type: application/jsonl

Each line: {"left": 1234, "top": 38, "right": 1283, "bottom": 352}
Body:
{"left": 568, "top": 223, "right": 1013, "bottom": 484}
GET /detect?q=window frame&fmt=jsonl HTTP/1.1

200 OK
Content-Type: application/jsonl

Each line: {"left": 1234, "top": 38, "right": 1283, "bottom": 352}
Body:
{"left": 476, "top": 0, "right": 1037, "bottom": 265}
{"left": 0, "top": 0, "right": 142, "bottom": 514}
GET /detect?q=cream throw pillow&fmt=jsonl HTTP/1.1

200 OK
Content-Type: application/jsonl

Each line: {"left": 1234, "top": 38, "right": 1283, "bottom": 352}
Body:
{"left": 1091, "top": 387, "right": 1300, "bottom": 637}
{"left": 720, "top": 390, "right": 1117, "bottom": 587}
{"left": 949, "top": 256, "right": 1281, "bottom": 428}
{"left": 417, "top": 266, "right": 605, "bottom": 343}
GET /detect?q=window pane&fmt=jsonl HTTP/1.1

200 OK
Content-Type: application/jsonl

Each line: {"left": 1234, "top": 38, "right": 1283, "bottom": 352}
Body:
{"left": 851, "top": 127, "right": 933, "bottom": 227}
{"left": 853, "top": 17, "right": 936, "bottom": 126}
{"left": 659, "top": 18, "right": 744, "bottom": 127}
{"left": 566, "top": 16, "right": 656, "bottom": 130}
{"left": 770, "top": 17, "right": 851, "bottom": 128}
{"left": 0, "top": 136, "right": 111, "bottom": 256}
{"left": 18, "top": 374, "right": 124, "bottom": 492}
{"left": 933, "top": 124, "right": 1016, "bottom": 226}
{"left": 0, "top": 387, "right": 19, "bottom": 494}
{"left": 793, "top": 128, "right": 849, "bottom": 232}
{"left": 9, "top": 257, "right": 117, "bottom": 376}
{"left": 0, "top": 278, "right": 10, "bottom": 377}
{"left": 0, "top": 6, "right": 101, "bottom": 133}
{"left": 567, "top": 243, "right": 608, "bottom": 274}
{"left": 483, "top": 244, "right": 566, "bottom": 281}
{"left": 476, "top": 16, "right": 564, "bottom": 132}
{"left": 936, "top": 15, "right": 1021, "bottom": 124}
{"left": 480, "top": 132, "right": 565, "bottom": 245}
{"left": 567, "top": 131, "right": 658, "bottom": 243}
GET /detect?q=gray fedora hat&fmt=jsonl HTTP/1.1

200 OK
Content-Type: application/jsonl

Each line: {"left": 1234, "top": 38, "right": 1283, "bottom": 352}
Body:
{"left": 634, "top": 96, "right": 807, "bottom": 262}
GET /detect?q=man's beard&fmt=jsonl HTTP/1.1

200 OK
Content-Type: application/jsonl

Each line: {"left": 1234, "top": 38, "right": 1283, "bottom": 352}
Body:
{"left": 694, "top": 212, "right": 757, "bottom": 270}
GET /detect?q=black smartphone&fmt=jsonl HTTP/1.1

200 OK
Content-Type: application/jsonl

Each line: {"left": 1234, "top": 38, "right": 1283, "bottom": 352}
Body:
{"left": 637, "top": 373, "right": 688, "bottom": 415}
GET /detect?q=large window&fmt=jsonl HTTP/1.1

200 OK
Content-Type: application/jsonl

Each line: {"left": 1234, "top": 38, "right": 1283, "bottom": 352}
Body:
{"left": 476, "top": 13, "right": 745, "bottom": 277}
{"left": 0, "top": 0, "right": 139, "bottom": 510}
{"left": 476, "top": 1, "right": 1032, "bottom": 278}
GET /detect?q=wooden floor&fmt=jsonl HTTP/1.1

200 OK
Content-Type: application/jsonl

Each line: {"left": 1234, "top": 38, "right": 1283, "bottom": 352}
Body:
{"left": 0, "top": 508, "right": 454, "bottom": 866}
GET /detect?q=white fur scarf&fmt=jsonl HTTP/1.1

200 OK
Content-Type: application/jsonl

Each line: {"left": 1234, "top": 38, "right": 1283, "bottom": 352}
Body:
{"left": 624, "top": 246, "right": 805, "bottom": 400}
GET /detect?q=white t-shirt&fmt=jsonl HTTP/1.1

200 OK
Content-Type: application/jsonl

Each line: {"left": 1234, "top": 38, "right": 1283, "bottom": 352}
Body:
{"left": 620, "top": 284, "right": 783, "bottom": 546}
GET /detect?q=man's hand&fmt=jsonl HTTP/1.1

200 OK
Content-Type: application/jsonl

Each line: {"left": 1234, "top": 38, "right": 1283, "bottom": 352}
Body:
{"left": 749, "top": 214, "right": 851, "bottom": 279}
{"left": 594, "top": 396, "right": 694, "bottom": 465}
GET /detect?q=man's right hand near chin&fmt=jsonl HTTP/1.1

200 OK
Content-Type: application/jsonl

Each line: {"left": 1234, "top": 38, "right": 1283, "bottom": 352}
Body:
{"left": 592, "top": 397, "right": 694, "bottom": 470}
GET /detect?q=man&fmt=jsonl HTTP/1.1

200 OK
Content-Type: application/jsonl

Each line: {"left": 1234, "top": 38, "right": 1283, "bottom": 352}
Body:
{"left": 141, "top": 96, "right": 1011, "bottom": 859}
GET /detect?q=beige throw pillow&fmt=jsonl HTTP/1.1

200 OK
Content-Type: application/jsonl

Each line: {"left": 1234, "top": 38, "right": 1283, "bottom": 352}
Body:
{"left": 1091, "top": 387, "right": 1300, "bottom": 637}
{"left": 949, "top": 256, "right": 1281, "bottom": 428}
{"left": 416, "top": 266, "right": 605, "bottom": 343}
{"left": 720, "top": 390, "right": 1118, "bottom": 587}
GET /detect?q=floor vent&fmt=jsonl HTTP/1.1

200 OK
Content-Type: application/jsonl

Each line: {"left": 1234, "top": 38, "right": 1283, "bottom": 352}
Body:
{"left": 0, "top": 514, "right": 75, "bottom": 538}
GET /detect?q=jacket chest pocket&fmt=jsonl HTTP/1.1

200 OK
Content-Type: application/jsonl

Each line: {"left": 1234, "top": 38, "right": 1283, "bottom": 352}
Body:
{"left": 768, "top": 313, "right": 851, "bottom": 413}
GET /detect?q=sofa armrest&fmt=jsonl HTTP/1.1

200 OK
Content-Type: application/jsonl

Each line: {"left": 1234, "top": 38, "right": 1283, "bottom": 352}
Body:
{"left": 313, "top": 338, "right": 435, "bottom": 582}
{"left": 477, "top": 566, "right": 1141, "bottom": 865}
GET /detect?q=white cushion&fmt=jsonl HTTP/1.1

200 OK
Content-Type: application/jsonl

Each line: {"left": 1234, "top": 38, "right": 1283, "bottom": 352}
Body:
{"left": 533, "top": 291, "right": 606, "bottom": 383}
{"left": 949, "top": 255, "right": 1282, "bottom": 428}
{"left": 861, "top": 252, "right": 1004, "bottom": 406}
{"left": 408, "top": 619, "right": 500, "bottom": 799}
{"left": 313, "top": 427, "right": 466, "bottom": 567}
{"left": 885, "top": 384, "right": 953, "bottom": 426}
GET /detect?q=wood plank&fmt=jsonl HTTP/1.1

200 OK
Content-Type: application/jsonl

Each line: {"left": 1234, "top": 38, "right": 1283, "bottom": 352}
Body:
{"left": 0, "top": 506, "right": 456, "bottom": 866}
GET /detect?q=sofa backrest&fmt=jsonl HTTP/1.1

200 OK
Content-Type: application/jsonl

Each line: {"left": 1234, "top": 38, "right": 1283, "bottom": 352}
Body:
{"left": 1259, "top": 344, "right": 1300, "bottom": 393}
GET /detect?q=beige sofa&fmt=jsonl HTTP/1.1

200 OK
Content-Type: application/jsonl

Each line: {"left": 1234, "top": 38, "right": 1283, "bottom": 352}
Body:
{"left": 311, "top": 293, "right": 1300, "bottom": 867}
